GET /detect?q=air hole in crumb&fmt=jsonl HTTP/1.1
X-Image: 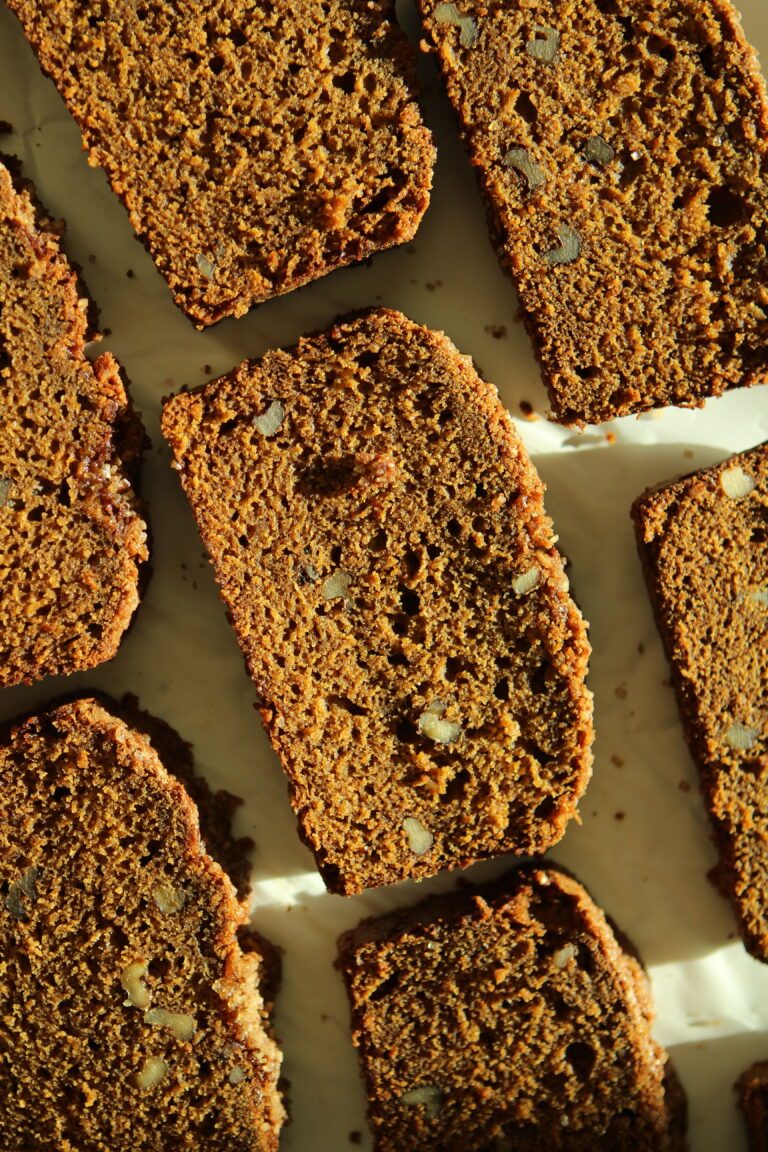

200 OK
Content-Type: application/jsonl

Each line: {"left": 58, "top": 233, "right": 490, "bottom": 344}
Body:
{"left": 475, "top": 481, "right": 487, "bottom": 498}
{"left": 209, "top": 55, "right": 225, "bottom": 74}
{"left": 574, "top": 365, "right": 599, "bottom": 380}
{"left": 391, "top": 614, "right": 409, "bottom": 637}
{"left": 594, "top": 0, "right": 621, "bottom": 13}
{"left": 438, "top": 409, "right": 453, "bottom": 426}
{"left": 400, "top": 588, "right": 420, "bottom": 616}
{"left": 494, "top": 679, "right": 510, "bottom": 701}
{"left": 535, "top": 796, "right": 557, "bottom": 820}
{"left": 404, "top": 549, "right": 421, "bottom": 578}
{"left": 565, "top": 1041, "right": 597, "bottom": 1078}
{"left": 369, "top": 972, "right": 399, "bottom": 1001}
{"left": 357, "top": 350, "right": 379, "bottom": 369}
{"left": 646, "top": 34, "right": 675, "bottom": 60}
{"left": 369, "top": 529, "right": 387, "bottom": 552}
{"left": 707, "top": 187, "right": 751, "bottom": 228}
{"left": 443, "top": 768, "right": 470, "bottom": 803}
{"left": 228, "top": 28, "right": 247, "bottom": 46}
{"left": 330, "top": 545, "right": 342, "bottom": 565}
{"left": 515, "top": 92, "right": 538, "bottom": 126}
{"left": 52, "top": 786, "right": 70, "bottom": 801}
{"left": 333, "top": 71, "right": 356, "bottom": 94}
{"left": 698, "top": 44, "right": 717, "bottom": 77}
{"left": 447, "top": 518, "right": 461, "bottom": 537}
{"left": 388, "top": 651, "right": 409, "bottom": 667}
{"left": 445, "top": 656, "right": 467, "bottom": 681}
{"left": 395, "top": 718, "right": 418, "bottom": 744}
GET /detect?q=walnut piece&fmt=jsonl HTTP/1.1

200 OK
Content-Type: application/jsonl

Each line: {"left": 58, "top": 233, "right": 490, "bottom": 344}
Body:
{"left": 553, "top": 942, "right": 577, "bottom": 969}
{"left": 321, "top": 570, "right": 353, "bottom": 601}
{"left": 253, "top": 400, "right": 285, "bottom": 437}
{"left": 504, "top": 147, "right": 546, "bottom": 192}
{"left": 544, "top": 225, "right": 582, "bottom": 266}
{"left": 720, "top": 465, "right": 756, "bottom": 499}
{"left": 153, "top": 884, "right": 186, "bottom": 915}
{"left": 5, "top": 865, "right": 39, "bottom": 920}
{"left": 144, "top": 1007, "right": 197, "bottom": 1041}
{"left": 725, "top": 722, "right": 759, "bottom": 751}
{"left": 403, "top": 816, "right": 434, "bottom": 856}
{"left": 122, "top": 960, "right": 151, "bottom": 1010}
{"left": 401, "top": 1085, "right": 443, "bottom": 1117}
{"left": 434, "top": 2, "right": 478, "bottom": 48}
{"left": 526, "top": 25, "right": 560, "bottom": 63}
{"left": 418, "top": 701, "right": 462, "bottom": 744}
{"left": 512, "top": 567, "right": 540, "bottom": 595}
{"left": 137, "top": 1056, "right": 168, "bottom": 1090}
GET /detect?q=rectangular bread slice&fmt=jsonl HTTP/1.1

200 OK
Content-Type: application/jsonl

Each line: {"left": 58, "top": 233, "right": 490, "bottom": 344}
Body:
{"left": 0, "top": 156, "right": 148, "bottom": 686}
{"left": 738, "top": 1062, "right": 768, "bottom": 1152}
{"left": 7, "top": 0, "right": 434, "bottom": 326}
{"left": 631, "top": 444, "right": 768, "bottom": 960}
{"left": 418, "top": 0, "right": 768, "bottom": 424}
{"left": 162, "top": 308, "right": 593, "bottom": 895}
{"left": 337, "top": 866, "right": 687, "bottom": 1151}
{"left": 0, "top": 696, "right": 285, "bottom": 1150}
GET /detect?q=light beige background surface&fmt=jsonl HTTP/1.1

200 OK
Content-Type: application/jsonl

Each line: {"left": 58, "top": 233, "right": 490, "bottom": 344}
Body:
{"left": 1, "top": 1, "right": 767, "bottom": 1147}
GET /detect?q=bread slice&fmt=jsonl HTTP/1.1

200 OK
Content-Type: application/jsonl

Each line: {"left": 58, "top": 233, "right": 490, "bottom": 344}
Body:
{"left": 0, "top": 696, "right": 284, "bottom": 1150}
{"left": 631, "top": 443, "right": 768, "bottom": 960}
{"left": 0, "top": 157, "right": 148, "bottom": 687}
{"left": 162, "top": 308, "right": 593, "bottom": 895}
{"left": 737, "top": 1062, "right": 768, "bottom": 1152}
{"left": 6, "top": 0, "right": 434, "bottom": 326}
{"left": 417, "top": 0, "right": 768, "bottom": 425}
{"left": 337, "top": 866, "right": 687, "bottom": 1151}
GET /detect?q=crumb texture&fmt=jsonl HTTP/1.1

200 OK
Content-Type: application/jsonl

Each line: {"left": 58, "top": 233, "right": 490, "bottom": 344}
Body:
{"left": 0, "top": 158, "right": 148, "bottom": 687}
{"left": 337, "top": 866, "right": 687, "bottom": 1151}
{"left": 7, "top": 0, "right": 434, "bottom": 325}
{"left": 418, "top": 0, "right": 768, "bottom": 424}
{"left": 162, "top": 309, "right": 593, "bottom": 894}
{"left": 0, "top": 697, "right": 284, "bottom": 1151}
{"left": 632, "top": 443, "right": 768, "bottom": 959}
{"left": 738, "top": 1061, "right": 768, "bottom": 1152}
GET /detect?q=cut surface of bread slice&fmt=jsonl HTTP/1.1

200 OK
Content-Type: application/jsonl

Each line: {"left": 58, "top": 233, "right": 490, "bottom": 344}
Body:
{"left": 162, "top": 309, "right": 593, "bottom": 895}
{"left": 0, "top": 158, "right": 148, "bottom": 687}
{"left": 0, "top": 697, "right": 284, "bottom": 1151}
{"left": 337, "top": 866, "right": 687, "bottom": 1151}
{"left": 6, "top": 0, "right": 434, "bottom": 326}
{"left": 632, "top": 443, "right": 768, "bottom": 960}
{"left": 737, "top": 1061, "right": 768, "bottom": 1152}
{"left": 418, "top": 0, "right": 768, "bottom": 424}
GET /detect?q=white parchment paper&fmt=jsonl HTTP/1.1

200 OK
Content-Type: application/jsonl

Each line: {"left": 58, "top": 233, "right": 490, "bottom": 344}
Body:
{"left": 1, "top": 2, "right": 767, "bottom": 1147}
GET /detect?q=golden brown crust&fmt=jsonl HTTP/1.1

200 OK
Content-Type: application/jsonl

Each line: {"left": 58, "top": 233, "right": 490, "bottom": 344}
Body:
{"left": 631, "top": 443, "right": 768, "bottom": 960}
{"left": 0, "top": 697, "right": 284, "bottom": 1150}
{"left": 0, "top": 158, "right": 148, "bottom": 686}
{"left": 6, "top": 0, "right": 434, "bottom": 326}
{"left": 162, "top": 308, "right": 593, "bottom": 895}
{"left": 337, "top": 865, "right": 686, "bottom": 1151}
{"left": 418, "top": 0, "right": 768, "bottom": 425}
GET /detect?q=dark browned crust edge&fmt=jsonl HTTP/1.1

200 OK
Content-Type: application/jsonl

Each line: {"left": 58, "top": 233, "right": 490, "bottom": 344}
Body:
{"left": 629, "top": 442, "right": 768, "bottom": 963}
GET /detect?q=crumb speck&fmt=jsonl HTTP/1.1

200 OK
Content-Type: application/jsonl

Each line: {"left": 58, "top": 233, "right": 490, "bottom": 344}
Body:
{"left": 615, "top": 811, "right": 625, "bottom": 821}
{"left": 611, "top": 754, "right": 624, "bottom": 767}
{"left": 126, "top": 269, "right": 134, "bottom": 279}
{"left": 615, "top": 683, "right": 628, "bottom": 700}
{"left": 679, "top": 780, "right": 691, "bottom": 792}
{"left": 203, "top": 363, "right": 212, "bottom": 374}
{"left": 519, "top": 400, "right": 538, "bottom": 421}
{"left": 637, "top": 642, "right": 645, "bottom": 654}
{"left": 103, "top": 327, "right": 112, "bottom": 336}
{"left": 484, "top": 324, "right": 507, "bottom": 339}
{"left": 87, "top": 254, "right": 96, "bottom": 264}
{"left": 349, "top": 1133, "right": 362, "bottom": 1146}
{"left": 683, "top": 449, "right": 694, "bottom": 459}
{"left": 605, "top": 431, "right": 616, "bottom": 444}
